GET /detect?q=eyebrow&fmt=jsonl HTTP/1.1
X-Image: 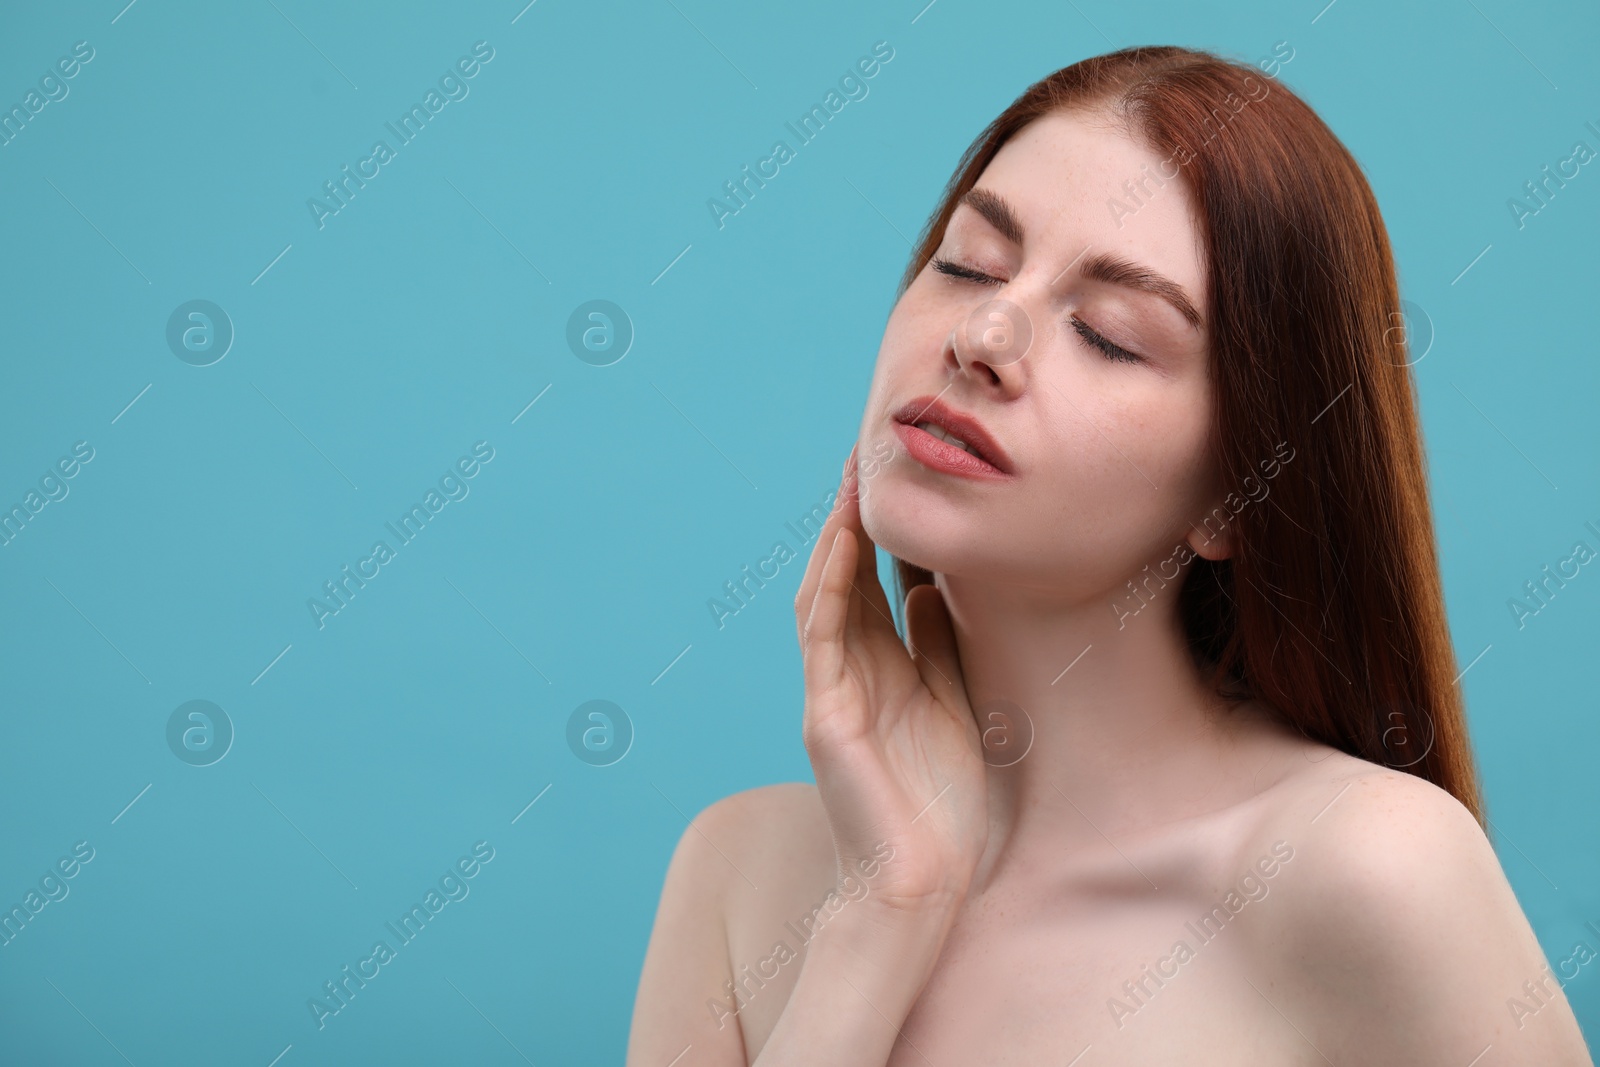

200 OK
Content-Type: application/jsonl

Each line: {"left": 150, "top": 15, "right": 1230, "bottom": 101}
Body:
{"left": 954, "top": 187, "right": 1205, "bottom": 332}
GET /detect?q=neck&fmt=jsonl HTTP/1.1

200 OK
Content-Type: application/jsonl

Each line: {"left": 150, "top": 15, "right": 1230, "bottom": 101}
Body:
{"left": 933, "top": 569, "right": 1284, "bottom": 892}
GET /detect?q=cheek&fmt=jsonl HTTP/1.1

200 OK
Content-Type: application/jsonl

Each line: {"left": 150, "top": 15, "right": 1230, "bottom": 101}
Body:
{"left": 871, "top": 299, "right": 939, "bottom": 377}
{"left": 1033, "top": 386, "right": 1217, "bottom": 536}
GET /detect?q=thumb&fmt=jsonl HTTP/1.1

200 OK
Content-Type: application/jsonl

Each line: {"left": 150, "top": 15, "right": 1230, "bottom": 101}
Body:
{"left": 903, "top": 582, "right": 968, "bottom": 705}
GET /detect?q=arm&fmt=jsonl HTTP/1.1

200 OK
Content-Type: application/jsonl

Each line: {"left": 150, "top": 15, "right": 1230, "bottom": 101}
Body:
{"left": 742, "top": 444, "right": 985, "bottom": 1064}
{"left": 625, "top": 795, "right": 750, "bottom": 1067}
{"left": 625, "top": 787, "right": 965, "bottom": 1067}
{"left": 749, "top": 896, "right": 961, "bottom": 1067}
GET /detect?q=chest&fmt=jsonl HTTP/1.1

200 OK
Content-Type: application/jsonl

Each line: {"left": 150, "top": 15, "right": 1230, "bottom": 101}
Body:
{"left": 734, "top": 884, "right": 1318, "bottom": 1066}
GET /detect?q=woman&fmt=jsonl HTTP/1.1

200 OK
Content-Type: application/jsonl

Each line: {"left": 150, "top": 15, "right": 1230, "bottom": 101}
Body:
{"left": 627, "top": 45, "right": 1593, "bottom": 1065}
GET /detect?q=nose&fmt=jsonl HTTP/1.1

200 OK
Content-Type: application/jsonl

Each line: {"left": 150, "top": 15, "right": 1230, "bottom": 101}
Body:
{"left": 946, "top": 296, "right": 1034, "bottom": 396}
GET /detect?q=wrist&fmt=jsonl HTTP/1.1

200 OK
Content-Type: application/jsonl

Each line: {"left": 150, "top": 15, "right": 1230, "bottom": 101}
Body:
{"left": 835, "top": 855, "right": 972, "bottom": 920}
{"left": 802, "top": 894, "right": 958, "bottom": 992}
{"left": 853, "top": 885, "right": 967, "bottom": 930}
{"left": 749, "top": 890, "right": 960, "bottom": 1066}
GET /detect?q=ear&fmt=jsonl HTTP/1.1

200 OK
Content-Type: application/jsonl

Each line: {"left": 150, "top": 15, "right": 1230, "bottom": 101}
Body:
{"left": 1184, "top": 507, "right": 1236, "bottom": 562}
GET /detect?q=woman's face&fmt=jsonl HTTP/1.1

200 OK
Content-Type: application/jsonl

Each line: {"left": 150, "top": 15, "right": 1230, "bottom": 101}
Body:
{"left": 856, "top": 108, "right": 1223, "bottom": 599}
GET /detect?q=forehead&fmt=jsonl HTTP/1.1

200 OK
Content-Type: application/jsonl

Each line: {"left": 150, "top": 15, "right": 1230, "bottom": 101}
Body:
{"left": 962, "top": 109, "right": 1206, "bottom": 296}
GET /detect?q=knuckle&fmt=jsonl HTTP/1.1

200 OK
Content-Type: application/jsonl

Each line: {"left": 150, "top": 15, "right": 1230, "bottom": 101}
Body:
{"left": 800, "top": 708, "right": 838, "bottom": 755}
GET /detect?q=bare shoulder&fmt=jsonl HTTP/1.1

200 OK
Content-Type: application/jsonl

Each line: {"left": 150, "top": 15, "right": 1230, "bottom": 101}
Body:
{"left": 694, "top": 781, "right": 831, "bottom": 861}
{"left": 698, "top": 779, "right": 826, "bottom": 826}
{"left": 694, "top": 781, "right": 836, "bottom": 916}
{"left": 1245, "top": 757, "right": 1593, "bottom": 1065}
{"left": 626, "top": 783, "right": 833, "bottom": 1067}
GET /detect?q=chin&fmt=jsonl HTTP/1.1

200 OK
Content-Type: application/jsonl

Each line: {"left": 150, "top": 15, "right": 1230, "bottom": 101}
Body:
{"left": 861, "top": 471, "right": 1091, "bottom": 594}
{"left": 858, "top": 473, "right": 967, "bottom": 577}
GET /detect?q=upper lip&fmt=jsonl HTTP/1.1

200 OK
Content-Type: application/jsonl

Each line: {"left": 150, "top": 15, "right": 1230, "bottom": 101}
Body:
{"left": 892, "top": 396, "right": 1014, "bottom": 473}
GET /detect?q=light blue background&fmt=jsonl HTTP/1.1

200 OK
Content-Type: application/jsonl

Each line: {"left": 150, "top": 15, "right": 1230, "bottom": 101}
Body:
{"left": 0, "top": 0, "right": 1595, "bottom": 1062}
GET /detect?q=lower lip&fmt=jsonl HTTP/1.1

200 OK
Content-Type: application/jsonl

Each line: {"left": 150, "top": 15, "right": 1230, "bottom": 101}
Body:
{"left": 893, "top": 421, "right": 1012, "bottom": 479}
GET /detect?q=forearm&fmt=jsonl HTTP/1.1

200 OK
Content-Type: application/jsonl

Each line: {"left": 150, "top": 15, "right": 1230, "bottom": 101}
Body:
{"left": 750, "top": 900, "right": 958, "bottom": 1067}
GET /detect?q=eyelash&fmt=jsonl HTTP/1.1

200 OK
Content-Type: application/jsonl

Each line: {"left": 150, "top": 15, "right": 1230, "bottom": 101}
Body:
{"left": 929, "top": 256, "right": 1144, "bottom": 364}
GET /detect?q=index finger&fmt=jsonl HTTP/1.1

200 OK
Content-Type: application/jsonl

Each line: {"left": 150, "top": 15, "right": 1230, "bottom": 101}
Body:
{"left": 794, "top": 445, "right": 859, "bottom": 646}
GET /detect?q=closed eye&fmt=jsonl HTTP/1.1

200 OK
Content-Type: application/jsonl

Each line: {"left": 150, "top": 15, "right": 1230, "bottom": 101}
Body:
{"left": 930, "top": 256, "right": 996, "bottom": 285}
{"left": 930, "top": 256, "right": 1145, "bottom": 365}
{"left": 1067, "top": 315, "right": 1142, "bottom": 365}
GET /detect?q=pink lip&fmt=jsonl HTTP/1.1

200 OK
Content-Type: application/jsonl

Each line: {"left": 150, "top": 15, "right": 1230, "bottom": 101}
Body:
{"left": 891, "top": 396, "right": 1015, "bottom": 478}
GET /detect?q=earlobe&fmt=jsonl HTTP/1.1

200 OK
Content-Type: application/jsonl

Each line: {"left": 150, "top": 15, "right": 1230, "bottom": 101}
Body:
{"left": 1184, "top": 517, "right": 1234, "bottom": 561}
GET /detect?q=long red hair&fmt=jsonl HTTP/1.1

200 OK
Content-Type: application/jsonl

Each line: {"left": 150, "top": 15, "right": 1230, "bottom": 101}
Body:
{"left": 887, "top": 45, "right": 1484, "bottom": 828}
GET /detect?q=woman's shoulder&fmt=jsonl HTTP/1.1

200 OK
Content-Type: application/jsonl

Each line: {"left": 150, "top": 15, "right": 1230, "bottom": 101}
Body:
{"left": 694, "top": 781, "right": 836, "bottom": 908}
{"left": 1249, "top": 746, "right": 1487, "bottom": 873}
{"left": 1239, "top": 753, "right": 1587, "bottom": 1059}
{"left": 1244, "top": 746, "right": 1493, "bottom": 934}
{"left": 696, "top": 781, "right": 829, "bottom": 848}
